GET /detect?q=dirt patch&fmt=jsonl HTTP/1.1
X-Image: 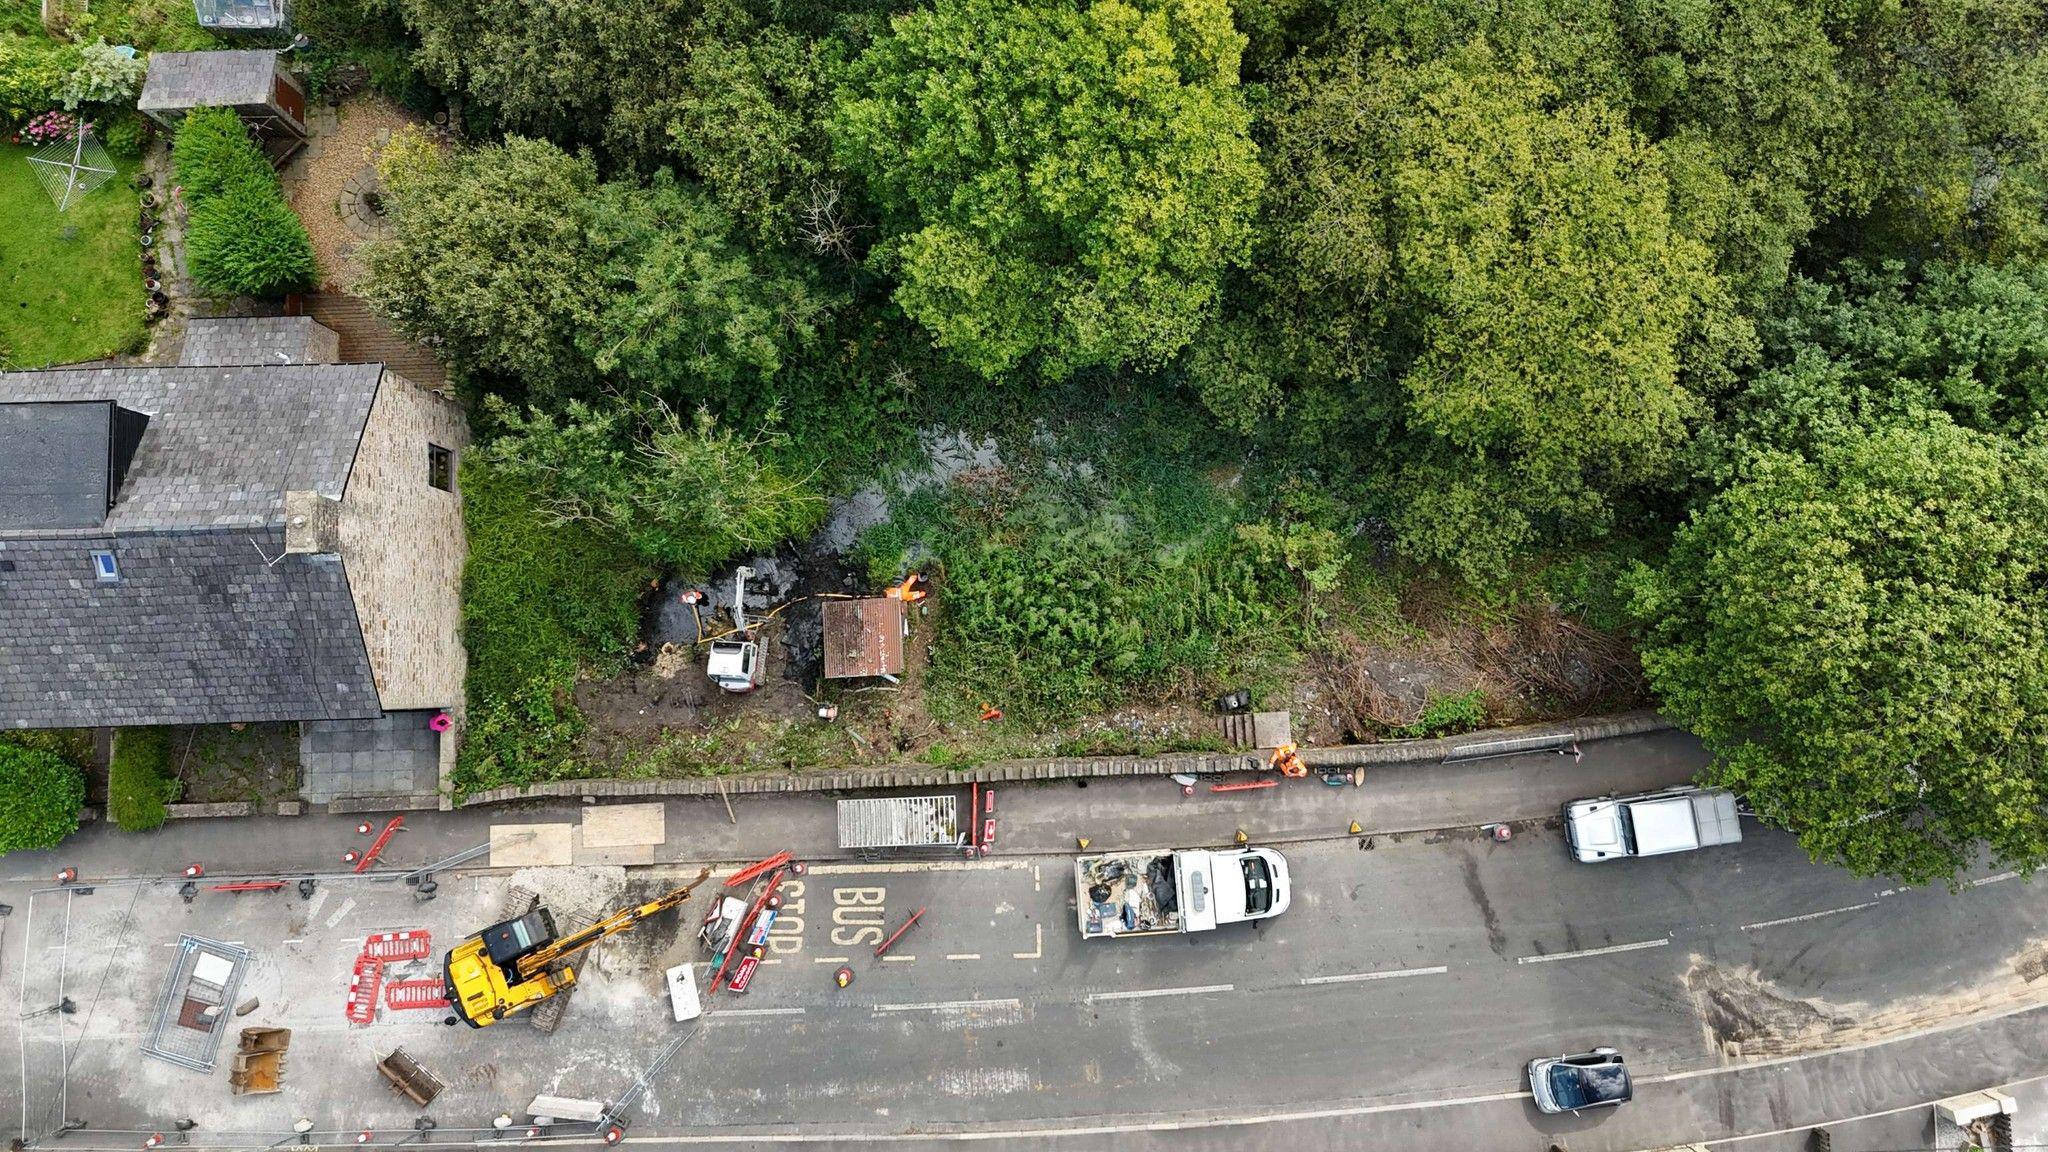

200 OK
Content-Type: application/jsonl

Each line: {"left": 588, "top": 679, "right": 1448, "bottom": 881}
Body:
{"left": 165, "top": 723, "right": 300, "bottom": 805}
{"left": 1683, "top": 950, "right": 2048, "bottom": 1061}
{"left": 1303, "top": 598, "right": 1644, "bottom": 745}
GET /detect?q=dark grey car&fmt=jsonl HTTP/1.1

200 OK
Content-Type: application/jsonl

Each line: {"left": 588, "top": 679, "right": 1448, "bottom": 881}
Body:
{"left": 1527, "top": 1047, "right": 1632, "bottom": 1114}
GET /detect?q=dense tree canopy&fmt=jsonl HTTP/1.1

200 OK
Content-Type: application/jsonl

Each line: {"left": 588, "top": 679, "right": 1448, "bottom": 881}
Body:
{"left": 0, "top": 742, "right": 84, "bottom": 856}
{"left": 1629, "top": 420, "right": 2048, "bottom": 883}
{"left": 1201, "top": 41, "right": 1734, "bottom": 579}
{"left": 830, "top": 0, "right": 1264, "bottom": 377}
{"left": 363, "top": 134, "right": 825, "bottom": 408}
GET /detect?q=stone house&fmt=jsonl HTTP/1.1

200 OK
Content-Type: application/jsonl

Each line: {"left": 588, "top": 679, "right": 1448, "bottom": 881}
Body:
{"left": 0, "top": 318, "right": 468, "bottom": 804}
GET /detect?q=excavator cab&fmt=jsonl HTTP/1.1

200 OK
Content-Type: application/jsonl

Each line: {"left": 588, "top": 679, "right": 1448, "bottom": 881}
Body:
{"left": 483, "top": 909, "right": 557, "bottom": 966}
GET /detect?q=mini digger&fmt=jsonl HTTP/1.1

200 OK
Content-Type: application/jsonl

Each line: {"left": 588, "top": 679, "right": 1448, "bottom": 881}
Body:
{"left": 444, "top": 869, "right": 709, "bottom": 1029}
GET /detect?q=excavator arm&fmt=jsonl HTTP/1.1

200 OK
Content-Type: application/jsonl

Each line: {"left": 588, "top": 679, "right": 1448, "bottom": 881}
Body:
{"left": 513, "top": 870, "right": 709, "bottom": 981}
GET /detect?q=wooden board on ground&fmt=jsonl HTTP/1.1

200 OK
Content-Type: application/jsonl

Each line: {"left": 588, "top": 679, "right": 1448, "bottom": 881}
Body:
{"left": 488, "top": 823, "right": 573, "bottom": 867}
{"left": 570, "top": 826, "right": 655, "bottom": 867}
{"left": 580, "top": 802, "right": 665, "bottom": 848}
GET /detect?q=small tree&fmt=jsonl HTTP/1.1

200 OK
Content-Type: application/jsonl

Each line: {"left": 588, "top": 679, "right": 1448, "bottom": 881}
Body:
{"left": 0, "top": 742, "right": 85, "bottom": 855}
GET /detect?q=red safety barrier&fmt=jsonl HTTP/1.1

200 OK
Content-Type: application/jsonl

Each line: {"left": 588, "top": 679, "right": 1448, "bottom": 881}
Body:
{"left": 353, "top": 817, "right": 404, "bottom": 873}
{"left": 1211, "top": 779, "right": 1279, "bottom": 793}
{"left": 209, "top": 881, "right": 287, "bottom": 893}
{"left": 874, "top": 907, "right": 925, "bottom": 957}
{"left": 725, "top": 851, "right": 792, "bottom": 889}
{"left": 384, "top": 979, "right": 450, "bottom": 1010}
{"left": 360, "top": 930, "right": 432, "bottom": 962}
{"left": 344, "top": 956, "right": 383, "bottom": 1024}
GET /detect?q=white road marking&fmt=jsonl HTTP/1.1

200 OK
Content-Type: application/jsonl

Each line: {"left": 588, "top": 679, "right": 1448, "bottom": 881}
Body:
{"left": 883, "top": 954, "right": 917, "bottom": 963}
{"left": 1085, "top": 983, "right": 1234, "bottom": 1003}
{"left": 811, "top": 956, "right": 851, "bottom": 965}
{"left": 946, "top": 953, "right": 982, "bottom": 961}
{"left": 304, "top": 885, "right": 330, "bottom": 921}
{"left": 708, "top": 1007, "right": 806, "bottom": 1020}
{"left": 873, "top": 998, "right": 1021, "bottom": 1013}
{"left": 1971, "top": 870, "right": 2022, "bottom": 887}
{"left": 1032, "top": 864, "right": 1041, "bottom": 892}
{"left": 1740, "top": 902, "right": 1879, "bottom": 932}
{"left": 323, "top": 896, "right": 356, "bottom": 929}
{"left": 1299, "top": 965, "right": 1448, "bottom": 985}
{"left": 1013, "top": 924, "right": 1042, "bottom": 961}
{"left": 798, "top": 861, "right": 1033, "bottom": 876}
{"left": 1515, "top": 938, "right": 1668, "bottom": 965}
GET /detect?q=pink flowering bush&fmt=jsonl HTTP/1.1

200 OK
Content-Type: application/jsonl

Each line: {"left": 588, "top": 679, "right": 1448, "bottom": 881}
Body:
{"left": 22, "top": 110, "right": 81, "bottom": 145}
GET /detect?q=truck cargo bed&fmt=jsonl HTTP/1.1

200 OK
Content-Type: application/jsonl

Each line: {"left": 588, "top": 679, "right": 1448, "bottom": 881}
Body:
{"left": 1075, "top": 852, "right": 1181, "bottom": 938}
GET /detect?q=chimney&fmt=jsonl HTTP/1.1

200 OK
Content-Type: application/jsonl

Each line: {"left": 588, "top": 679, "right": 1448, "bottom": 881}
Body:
{"left": 284, "top": 490, "right": 341, "bottom": 554}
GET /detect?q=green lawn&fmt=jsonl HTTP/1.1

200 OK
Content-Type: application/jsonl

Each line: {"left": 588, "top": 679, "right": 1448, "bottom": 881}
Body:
{"left": 0, "top": 144, "right": 147, "bottom": 368}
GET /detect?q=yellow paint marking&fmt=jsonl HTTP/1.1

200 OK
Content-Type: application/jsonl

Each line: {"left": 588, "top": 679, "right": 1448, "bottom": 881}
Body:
{"left": 1013, "top": 923, "right": 1043, "bottom": 960}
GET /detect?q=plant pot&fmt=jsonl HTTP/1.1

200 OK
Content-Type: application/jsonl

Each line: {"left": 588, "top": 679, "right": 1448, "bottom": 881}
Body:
{"left": 145, "top": 277, "right": 161, "bottom": 292}
{"left": 139, "top": 190, "right": 157, "bottom": 208}
{"left": 135, "top": 173, "right": 153, "bottom": 190}
{"left": 139, "top": 232, "right": 154, "bottom": 248}
{"left": 139, "top": 212, "right": 157, "bottom": 231}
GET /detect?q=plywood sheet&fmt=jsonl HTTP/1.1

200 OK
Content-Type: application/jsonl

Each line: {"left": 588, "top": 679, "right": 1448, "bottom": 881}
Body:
{"left": 580, "top": 802, "right": 665, "bottom": 847}
{"left": 488, "top": 823, "right": 573, "bottom": 867}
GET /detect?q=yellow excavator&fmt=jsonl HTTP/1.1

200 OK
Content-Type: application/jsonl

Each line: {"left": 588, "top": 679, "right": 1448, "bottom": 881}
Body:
{"left": 443, "top": 871, "right": 708, "bottom": 1029}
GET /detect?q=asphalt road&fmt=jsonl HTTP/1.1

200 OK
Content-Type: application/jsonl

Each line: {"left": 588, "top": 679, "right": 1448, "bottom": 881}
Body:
{"left": 6, "top": 730, "right": 2047, "bottom": 1150}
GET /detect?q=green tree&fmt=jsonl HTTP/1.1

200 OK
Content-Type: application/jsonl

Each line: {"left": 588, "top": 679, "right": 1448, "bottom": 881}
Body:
{"left": 1629, "top": 420, "right": 2048, "bottom": 883}
{"left": 364, "top": 134, "right": 818, "bottom": 407}
{"left": 0, "top": 741, "right": 84, "bottom": 855}
{"left": 365, "top": 134, "right": 603, "bottom": 394}
{"left": 483, "top": 398, "right": 826, "bottom": 577}
{"left": 830, "top": 0, "right": 1264, "bottom": 377}
{"left": 668, "top": 26, "right": 836, "bottom": 244}
{"left": 1211, "top": 40, "right": 1737, "bottom": 580}
{"left": 582, "top": 170, "right": 829, "bottom": 396}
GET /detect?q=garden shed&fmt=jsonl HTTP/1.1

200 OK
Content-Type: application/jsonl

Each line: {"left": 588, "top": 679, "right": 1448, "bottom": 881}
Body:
{"left": 138, "top": 50, "right": 306, "bottom": 157}
{"left": 823, "top": 597, "right": 906, "bottom": 680}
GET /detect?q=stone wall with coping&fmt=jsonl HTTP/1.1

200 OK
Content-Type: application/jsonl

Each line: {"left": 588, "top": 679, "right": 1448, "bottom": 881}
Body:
{"left": 458, "top": 711, "right": 1674, "bottom": 806}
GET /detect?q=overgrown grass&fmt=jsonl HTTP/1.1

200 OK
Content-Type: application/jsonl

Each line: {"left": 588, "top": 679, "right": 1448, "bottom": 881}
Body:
{"left": 109, "top": 725, "right": 178, "bottom": 831}
{"left": 0, "top": 144, "right": 145, "bottom": 368}
{"left": 454, "top": 458, "right": 654, "bottom": 793}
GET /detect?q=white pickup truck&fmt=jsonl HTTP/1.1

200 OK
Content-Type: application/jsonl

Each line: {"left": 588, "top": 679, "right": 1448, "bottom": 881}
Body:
{"left": 1074, "top": 847, "right": 1290, "bottom": 938}
{"left": 1565, "top": 786, "right": 1743, "bottom": 862}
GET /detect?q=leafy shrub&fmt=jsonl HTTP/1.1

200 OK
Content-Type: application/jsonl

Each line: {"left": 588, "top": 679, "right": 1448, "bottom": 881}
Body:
{"left": 0, "top": 35, "right": 78, "bottom": 128}
{"left": 97, "top": 110, "right": 146, "bottom": 158}
{"left": 171, "top": 107, "right": 272, "bottom": 202}
{"left": 109, "top": 726, "right": 179, "bottom": 832}
{"left": 173, "top": 108, "right": 316, "bottom": 296}
{"left": 60, "top": 40, "right": 147, "bottom": 109}
{"left": 0, "top": 741, "right": 86, "bottom": 855}
{"left": 185, "top": 184, "right": 317, "bottom": 295}
{"left": 1399, "top": 689, "right": 1488, "bottom": 738}
{"left": 453, "top": 676, "right": 588, "bottom": 793}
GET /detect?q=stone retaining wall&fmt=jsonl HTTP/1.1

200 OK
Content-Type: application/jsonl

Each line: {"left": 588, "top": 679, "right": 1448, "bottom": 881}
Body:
{"left": 459, "top": 711, "right": 1674, "bottom": 806}
{"left": 166, "top": 801, "right": 255, "bottom": 819}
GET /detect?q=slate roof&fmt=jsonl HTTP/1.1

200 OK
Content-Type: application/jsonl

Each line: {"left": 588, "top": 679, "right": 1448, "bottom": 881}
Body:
{"left": 0, "top": 529, "right": 379, "bottom": 728}
{"left": 181, "top": 317, "right": 340, "bottom": 367}
{"left": 0, "top": 364, "right": 381, "bottom": 531}
{"left": 0, "top": 401, "right": 111, "bottom": 531}
{"left": 138, "top": 50, "right": 280, "bottom": 112}
{"left": 0, "top": 362, "right": 386, "bottom": 728}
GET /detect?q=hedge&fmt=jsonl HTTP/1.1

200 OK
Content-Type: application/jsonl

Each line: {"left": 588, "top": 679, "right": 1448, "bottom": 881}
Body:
{"left": 171, "top": 107, "right": 316, "bottom": 296}
{"left": 109, "top": 725, "right": 179, "bottom": 831}
{"left": 0, "top": 741, "right": 85, "bottom": 855}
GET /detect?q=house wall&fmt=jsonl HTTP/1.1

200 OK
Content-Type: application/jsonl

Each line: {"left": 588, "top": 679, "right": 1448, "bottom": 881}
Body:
{"left": 339, "top": 371, "right": 469, "bottom": 711}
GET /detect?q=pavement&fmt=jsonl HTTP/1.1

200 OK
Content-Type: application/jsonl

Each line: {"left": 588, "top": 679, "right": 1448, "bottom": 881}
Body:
{"left": 5, "top": 729, "right": 2047, "bottom": 1151}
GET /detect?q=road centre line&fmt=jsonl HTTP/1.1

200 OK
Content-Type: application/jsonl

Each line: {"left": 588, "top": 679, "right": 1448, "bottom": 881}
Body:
{"left": 874, "top": 998, "right": 1021, "bottom": 1013}
{"left": 811, "top": 956, "right": 851, "bottom": 964}
{"left": 1085, "top": 983, "right": 1235, "bottom": 1003}
{"left": 798, "top": 861, "right": 1034, "bottom": 876}
{"left": 1741, "top": 902, "right": 1879, "bottom": 932}
{"left": 1515, "top": 938, "right": 1668, "bottom": 965}
{"left": 946, "top": 953, "right": 981, "bottom": 961}
{"left": 708, "top": 1007, "right": 807, "bottom": 1020}
{"left": 883, "top": 954, "right": 917, "bottom": 962}
{"left": 1299, "top": 965, "right": 1448, "bottom": 986}
{"left": 1971, "top": 870, "right": 2022, "bottom": 887}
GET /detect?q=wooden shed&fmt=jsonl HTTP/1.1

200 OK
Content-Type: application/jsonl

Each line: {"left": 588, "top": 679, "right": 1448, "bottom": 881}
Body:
{"left": 138, "top": 50, "right": 306, "bottom": 157}
{"left": 823, "top": 597, "right": 906, "bottom": 680}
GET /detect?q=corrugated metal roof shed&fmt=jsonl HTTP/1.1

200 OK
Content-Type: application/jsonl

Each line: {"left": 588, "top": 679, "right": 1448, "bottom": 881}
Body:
{"left": 823, "top": 596, "right": 905, "bottom": 679}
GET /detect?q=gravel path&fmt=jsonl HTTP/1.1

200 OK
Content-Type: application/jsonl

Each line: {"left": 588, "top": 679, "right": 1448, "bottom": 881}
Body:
{"left": 284, "top": 97, "right": 421, "bottom": 291}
